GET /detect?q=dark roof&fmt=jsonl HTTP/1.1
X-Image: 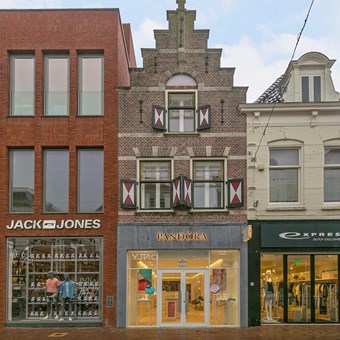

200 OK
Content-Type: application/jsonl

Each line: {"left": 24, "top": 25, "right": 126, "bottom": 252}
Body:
{"left": 255, "top": 75, "right": 284, "bottom": 104}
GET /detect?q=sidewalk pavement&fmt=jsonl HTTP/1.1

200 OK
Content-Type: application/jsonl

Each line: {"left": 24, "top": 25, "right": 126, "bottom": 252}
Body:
{"left": 2, "top": 325, "right": 340, "bottom": 340}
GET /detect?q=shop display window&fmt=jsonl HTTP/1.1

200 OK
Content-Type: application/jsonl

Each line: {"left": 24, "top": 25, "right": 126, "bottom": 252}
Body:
{"left": 127, "top": 250, "right": 240, "bottom": 327}
{"left": 7, "top": 237, "right": 102, "bottom": 322}
{"left": 314, "top": 255, "right": 338, "bottom": 322}
{"left": 128, "top": 251, "right": 157, "bottom": 326}
{"left": 209, "top": 250, "right": 239, "bottom": 326}
{"left": 260, "top": 254, "right": 283, "bottom": 323}
{"left": 260, "top": 253, "right": 338, "bottom": 324}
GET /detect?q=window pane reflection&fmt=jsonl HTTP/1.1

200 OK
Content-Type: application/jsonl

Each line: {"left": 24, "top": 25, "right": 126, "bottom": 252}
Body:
{"left": 44, "top": 149, "right": 69, "bottom": 212}
{"left": 10, "top": 150, "right": 34, "bottom": 213}
{"left": 78, "top": 149, "right": 103, "bottom": 212}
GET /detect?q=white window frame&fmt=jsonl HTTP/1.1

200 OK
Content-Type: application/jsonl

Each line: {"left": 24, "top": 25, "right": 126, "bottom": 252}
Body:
{"left": 268, "top": 147, "right": 301, "bottom": 204}
{"left": 301, "top": 74, "right": 323, "bottom": 102}
{"left": 324, "top": 146, "right": 340, "bottom": 203}
{"left": 191, "top": 158, "right": 227, "bottom": 210}
{"left": 165, "top": 90, "right": 198, "bottom": 133}
{"left": 138, "top": 159, "right": 173, "bottom": 211}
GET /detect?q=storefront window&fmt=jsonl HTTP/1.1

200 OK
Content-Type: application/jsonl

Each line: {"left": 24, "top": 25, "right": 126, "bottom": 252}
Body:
{"left": 127, "top": 250, "right": 239, "bottom": 327}
{"left": 127, "top": 251, "right": 158, "bottom": 326}
{"left": 315, "top": 255, "right": 338, "bottom": 322}
{"left": 260, "top": 254, "right": 283, "bottom": 323}
{"left": 287, "top": 255, "right": 311, "bottom": 322}
{"left": 210, "top": 250, "right": 239, "bottom": 326}
{"left": 261, "top": 253, "right": 338, "bottom": 324}
{"left": 7, "top": 237, "right": 102, "bottom": 322}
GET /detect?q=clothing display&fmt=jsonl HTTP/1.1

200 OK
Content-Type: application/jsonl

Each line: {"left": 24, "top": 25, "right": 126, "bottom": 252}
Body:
{"left": 58, "top": 277, "right": 76, "bottom": 321}
{"left": 59, "top": 279, "right": 76, "bottom": 299}
{"left": 46, "top": 277, "right": 61, "bottom": 296}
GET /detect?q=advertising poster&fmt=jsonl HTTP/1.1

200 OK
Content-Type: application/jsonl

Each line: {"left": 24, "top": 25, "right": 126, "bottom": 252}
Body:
{"left": 138, "top": 269, "right": 152, "bottom": 291}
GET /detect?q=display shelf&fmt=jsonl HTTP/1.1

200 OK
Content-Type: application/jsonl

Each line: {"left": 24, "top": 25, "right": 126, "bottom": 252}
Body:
{"left": 10, "top": 242, "right": 101, "bottom": 321}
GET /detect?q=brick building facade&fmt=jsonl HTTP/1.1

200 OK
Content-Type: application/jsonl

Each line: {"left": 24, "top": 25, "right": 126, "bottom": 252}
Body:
{"left": 117, "top": 1, "right": 249, "bottom": 328}
{"left": 0, "top": 9, "right": 134, "bottom": 327}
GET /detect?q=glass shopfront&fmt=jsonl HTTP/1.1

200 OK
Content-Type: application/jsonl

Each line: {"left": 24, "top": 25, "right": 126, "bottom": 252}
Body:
{"left": 7, "top": 237, "right": 102, "bottom": 322}
{"left": 127, "top": 250, "right": 239, "bottom": 327}
{"left": 261, "top": 253, "right": 339, "bottom": 323}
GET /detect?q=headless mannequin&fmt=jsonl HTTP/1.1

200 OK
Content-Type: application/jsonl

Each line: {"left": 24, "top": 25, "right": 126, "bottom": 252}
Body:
{"left": 263, "top": 270, "right": 274, "bottom": 320}
{"left": 44, "top": 271, "right": 60, "bottom": 319}
{"left": 59, "top": 274, "right": 75, "bottom": 321}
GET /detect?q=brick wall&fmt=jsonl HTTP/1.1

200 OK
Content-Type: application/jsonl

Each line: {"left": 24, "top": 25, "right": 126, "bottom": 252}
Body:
{"left": 118, "top": 6, "right": 248, "bottom": 225}
{"left": 0, "top": 9, "right": 133, "bottom": 327}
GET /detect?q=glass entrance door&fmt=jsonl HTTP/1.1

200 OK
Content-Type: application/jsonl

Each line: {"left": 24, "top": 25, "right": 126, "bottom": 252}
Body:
{"left": 287, "top": 255, "right": 311, "bottom": 322}
{"left": 261, "top": 254, "right": 339, "bottom": 323}
{"left": 287, "top": 255, "right": 339, "bottom": 323}
{"left": 157, "top": 269, "right": 209, "bottom": 327}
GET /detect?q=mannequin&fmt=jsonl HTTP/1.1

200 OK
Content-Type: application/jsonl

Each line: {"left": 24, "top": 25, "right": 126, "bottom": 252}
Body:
{"left": 43, "top": 271, "right": 61, "bottom": 319}
{"left": 58, "top": 274, "right": 75, "bottom": 321}
{"left": 263, "top": 269, "right": 274, "bottom": 320}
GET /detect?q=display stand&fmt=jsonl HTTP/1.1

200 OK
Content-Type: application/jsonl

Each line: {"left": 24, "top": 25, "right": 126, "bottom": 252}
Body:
{"left": 10, "top": 243, "right": 101, "bottom": 320}
{"left": 136, "top": 294, "right": 152, "bottom": 325}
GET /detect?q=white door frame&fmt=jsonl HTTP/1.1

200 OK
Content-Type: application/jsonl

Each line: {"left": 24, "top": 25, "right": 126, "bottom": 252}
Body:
{"left": 157, "top": 269, "right": 209, "bottom": 327}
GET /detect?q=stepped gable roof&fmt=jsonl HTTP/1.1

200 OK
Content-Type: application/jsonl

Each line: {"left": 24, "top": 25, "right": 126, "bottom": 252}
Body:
{"left": 255, "top": 75, "right": 284, "bottom": 103}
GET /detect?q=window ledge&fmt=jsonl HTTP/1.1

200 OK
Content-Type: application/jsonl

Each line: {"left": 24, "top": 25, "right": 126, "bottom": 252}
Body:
{"left": 266, "top": 206, "right": 306, "bottom": 211}
{"left": 134, "top": 209, "right": 230, "bottom": 214}
{"left": 164, "top": 132, "right": 200, "bottom": 137}
{"left": 189, "top": 209, "right": 229, "bottom": 214}
{"left": 135, "top": 210, "right": 176, "bottom": 215}
{"left": 322, "top": 205, "right": 340, "bottom": 210}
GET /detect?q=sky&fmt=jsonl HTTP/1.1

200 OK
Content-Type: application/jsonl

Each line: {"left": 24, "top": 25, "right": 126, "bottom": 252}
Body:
{"left": 1, "top": 0, "right": 340, "bottom": 103}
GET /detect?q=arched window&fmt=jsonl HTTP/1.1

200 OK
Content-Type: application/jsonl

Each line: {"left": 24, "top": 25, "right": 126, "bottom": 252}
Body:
{"left": 166, "top": 74, "right": 197, "bottom": 87}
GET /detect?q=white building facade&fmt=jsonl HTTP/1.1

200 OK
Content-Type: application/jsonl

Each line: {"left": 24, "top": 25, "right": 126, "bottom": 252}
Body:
{"left": 240, "top": 52, "right": 340, "bottom": 325}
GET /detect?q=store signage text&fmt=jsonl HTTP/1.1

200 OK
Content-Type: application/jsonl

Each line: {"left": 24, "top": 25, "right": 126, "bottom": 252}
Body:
{"left": 131, "top": 253, "right": 158, "bottom": 261}
{"left": 6, "top": 219, "right": 101, "bottom": 230}
{"left": 279, "top": 231, "right": 340, "bottom": 241}
{"left": 157, "top": 232, "right": 208, "bottom": 241}
{"left": 261, "top": 223, "right": 340, "bottom": 248}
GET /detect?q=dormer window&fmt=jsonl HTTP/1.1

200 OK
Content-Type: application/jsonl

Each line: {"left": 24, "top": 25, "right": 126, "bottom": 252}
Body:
{"left": 301, "top": 75, "right": 321, "bottom": 102}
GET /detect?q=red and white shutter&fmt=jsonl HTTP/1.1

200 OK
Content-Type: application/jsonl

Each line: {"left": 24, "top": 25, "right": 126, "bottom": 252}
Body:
{"left": 120, "top": 180, "right": 137, "bottom": 209}
{"left": 182, "top": 176, "right": 192, "bottom": 207}
{"left": 172, "top": 176, "right": 182, "bottom": 208}
{"left": 227, "top": 178, "right": 244, "bottom": 208}
{"left": 152, "top": 105, "right": 166, "bottom": 131}
{"left": 197, "top": 105, "right": 211, "bottom": 130}
{"left": 172, "top": 176, "right": 192, "bottom": 208}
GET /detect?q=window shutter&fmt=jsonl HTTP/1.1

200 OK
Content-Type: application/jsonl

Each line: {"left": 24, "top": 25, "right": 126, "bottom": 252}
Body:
{"left": 120, "top": 179, "right": 137, "bottom": 209}
{"left": 197, "top": 105, "right": 211, "bottom": 130}
{"left": 172, "top": 176, "right": 182, "bottom": 208}
{"left": 182, "top": 176, "right": 192, "bottom": 207}
{"left": 227, "top": 178, "right": 244, "bottom": 208}
{"left": 171, "top": 176, "right": 192, "bottom": 208}
{"left": 152, "top": 105, "right": 166, "bottom": 131}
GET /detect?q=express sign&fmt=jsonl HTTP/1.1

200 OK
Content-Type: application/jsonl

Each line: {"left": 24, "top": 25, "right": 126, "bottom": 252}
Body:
{"left": 261, "top": 222, "right": 340, "bottom": 248}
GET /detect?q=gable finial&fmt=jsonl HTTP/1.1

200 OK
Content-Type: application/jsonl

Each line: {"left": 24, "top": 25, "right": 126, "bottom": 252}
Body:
{"left": 177, "top": 0, "right": 186, "bottom": 10}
